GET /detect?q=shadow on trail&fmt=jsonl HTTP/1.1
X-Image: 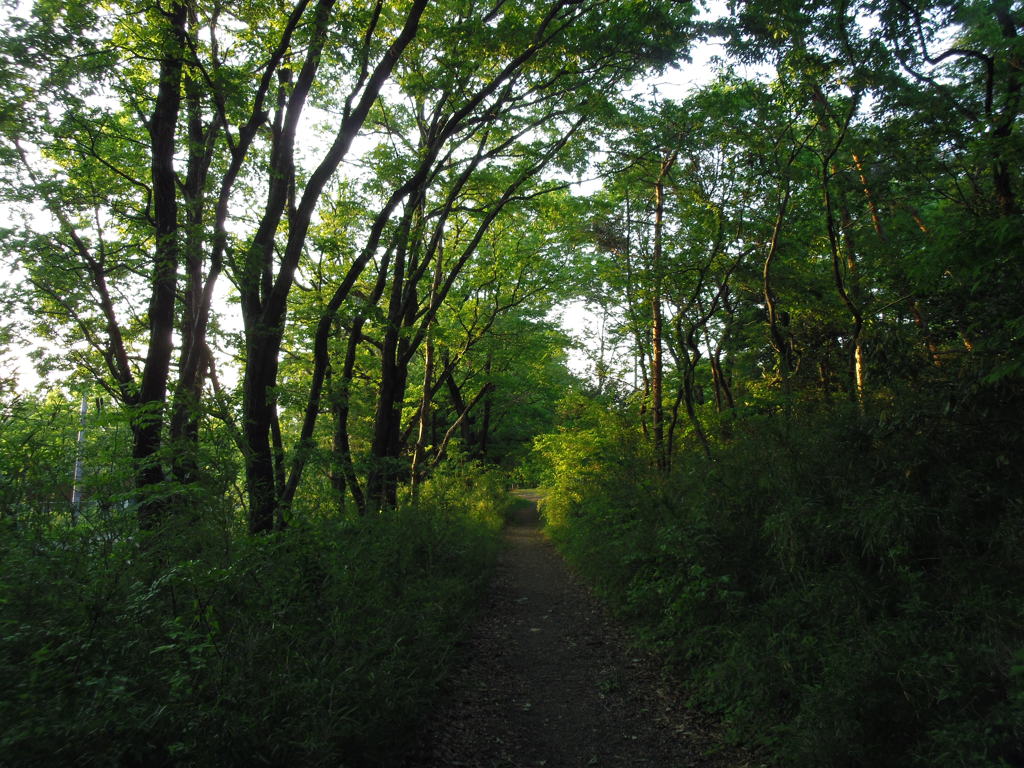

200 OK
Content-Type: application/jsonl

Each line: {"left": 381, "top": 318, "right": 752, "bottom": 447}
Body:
{"left": 399, "top": 490, "right": 733, "bottom": 768}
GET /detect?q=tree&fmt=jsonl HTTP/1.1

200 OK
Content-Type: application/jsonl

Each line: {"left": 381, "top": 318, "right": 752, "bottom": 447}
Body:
{"left": 278, "top": 0, "right": 696, "bottom": 513}
{"left": 0, "top": 0, "right": 432, "bottom": 531}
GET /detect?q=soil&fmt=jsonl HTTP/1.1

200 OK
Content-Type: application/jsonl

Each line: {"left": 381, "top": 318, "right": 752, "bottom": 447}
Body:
{"left": 397, "top": 491, "right": 749, "bottom": 768}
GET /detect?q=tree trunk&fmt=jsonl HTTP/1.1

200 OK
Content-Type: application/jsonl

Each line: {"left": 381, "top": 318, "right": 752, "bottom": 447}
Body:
{"left": 650, "top": 153, "right": 675, "bottom": 473}
{"left": 411, "top": 247, "right": 444, "bottom": 492}
{"left": 763, "top": 182, "right": 793, "bottom": 383}
{"left": 705, "top": 321, "right": 735, "bottom": 412}
{"left": 135, "top": 1, "right": 187, "bottom": 530}
{"left": 238, "top": 0, "right": 427, "bottom": 531}
{"left": 991, "top": 0, "right": 1019, "bottom": 216}
{"left": 243, "top": 338, "right": 281, "bottom": 533}
{"left": 479, "top": 353, "right": 493, "bottom": 459}
{"left": 432, "top": 383, "right": 496, "bottom": 469}
{"left": 409, "top": 333, "right": 435, "bottom": 494}
{"left": 822, "top": 160, "right": 865, "bottom": 408}
{"left": 444, "top": 369, "right": 475, "bottom": 451}
{"left": 325, "top": 359, "right": 346, "bottom": 506}
{"left": 367, "top": 350, "right": 409, "bottom": 511}
{"left": 853, "top": 152, "right": 942, "bottom": 367}
{"left": 169, "top": 69, "right": 219, "bottom": 488}
{"left": 368, "top": 221, "right": 416, "bottom": 511}
{"left": 335, "top": 319, "right": 367, "bottom": 516}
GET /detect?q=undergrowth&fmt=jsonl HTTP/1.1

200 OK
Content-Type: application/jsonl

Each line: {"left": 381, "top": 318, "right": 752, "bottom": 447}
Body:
{"left": 537, "top": 387, "right": 1024, "bottom": 768}
{"left": 0, "top": 468, "right": 507, "bottom": 767}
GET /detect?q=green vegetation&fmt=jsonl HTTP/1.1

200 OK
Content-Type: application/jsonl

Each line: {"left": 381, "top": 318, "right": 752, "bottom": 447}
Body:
{"left": 1, "top": 468, "right": 508, "bottom": 766}
{"left": 539, "top": 391, "right": 1023, "bottom": 767}
{"left": 531, "top": 0, "right": 1024, "bottom": 762}
{"left": 2, "top": 0, "right": 682, "bottom": 759}
{"left": 1, "top": 0, "right": 1022, "bottom": 764}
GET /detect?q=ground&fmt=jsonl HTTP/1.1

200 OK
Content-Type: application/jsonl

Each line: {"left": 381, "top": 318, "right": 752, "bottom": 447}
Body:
{"left": 397, "top": 491, "right": 751, "bottom": 768}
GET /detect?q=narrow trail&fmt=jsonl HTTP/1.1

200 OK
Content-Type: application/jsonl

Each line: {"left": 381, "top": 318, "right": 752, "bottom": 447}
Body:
{"left": 399, "top": 491, "right": 739, "bottom": 768}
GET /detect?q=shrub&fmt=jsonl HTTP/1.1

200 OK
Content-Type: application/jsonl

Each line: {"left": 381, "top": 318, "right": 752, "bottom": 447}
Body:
{"left": 0, "top": 472, "right": 504, "bottom": 767}
{"left": 537, "top": 390, "right": 1024, "bottom": 768}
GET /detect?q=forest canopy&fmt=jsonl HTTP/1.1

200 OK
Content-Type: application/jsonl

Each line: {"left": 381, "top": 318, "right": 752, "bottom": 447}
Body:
{"left": 1, "top": 0, "right": 1022, "bottom": 765}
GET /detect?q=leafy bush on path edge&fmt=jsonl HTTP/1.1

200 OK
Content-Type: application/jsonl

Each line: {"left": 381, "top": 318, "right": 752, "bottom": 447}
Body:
{"left": 0, "top": 467, "right": 509, "bottom": 767}
{"left": 536, "top": 395, "right": 1024, "bottom": 768}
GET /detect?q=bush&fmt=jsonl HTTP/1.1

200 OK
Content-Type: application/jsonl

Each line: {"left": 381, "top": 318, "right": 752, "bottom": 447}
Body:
{"left": 536, "top": 389, "right": 1024, "bottom": 768}
{"left": 0, "top": 472, "right": 504, "bottom": 767}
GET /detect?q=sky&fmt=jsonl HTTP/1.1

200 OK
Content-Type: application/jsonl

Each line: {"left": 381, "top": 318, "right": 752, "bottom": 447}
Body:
{"left": 1, "top": 0, "right": 740, "bottom": 394}
{"left": 556, "top": 17, "right": 741, "bottom": 381}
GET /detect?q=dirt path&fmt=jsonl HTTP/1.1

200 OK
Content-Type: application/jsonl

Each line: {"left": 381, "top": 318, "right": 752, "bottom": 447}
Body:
{"left": 398, "top": 491, "right": 740, "bottom": 768}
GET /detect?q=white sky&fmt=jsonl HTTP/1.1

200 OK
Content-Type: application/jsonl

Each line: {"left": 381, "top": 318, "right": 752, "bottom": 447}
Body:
{"left": 2, "top": 1, "right": 738, "bottom": 394}
{"left": 557, "top": 21, "right": 739, "bottom": 382}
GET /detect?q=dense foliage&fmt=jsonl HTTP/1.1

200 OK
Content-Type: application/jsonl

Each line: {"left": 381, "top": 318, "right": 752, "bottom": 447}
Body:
{"left": 540, "top": 390, "right": 1024, "bottom": 766}
{"left": 1, "top": 468, "right": 509, "bottom": 766}
{"left": 1, "top": 0, "right": 1022, "bottom": 764}
{"left": 533, "top": 0, "right": 1024, "bottom": 765}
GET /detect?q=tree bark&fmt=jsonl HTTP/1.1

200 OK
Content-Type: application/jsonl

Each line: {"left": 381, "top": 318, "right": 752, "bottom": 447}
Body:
{"left": 822, "top": 161, "right": 866, "bottom": 407}
{"left": 479, "top": 353, "right": 493, "bottom": 459}
{"left": 334, "top": 319, "right": 367, "bottom": 516}
{"left": 853, "top": 152, "right": 942, "bottom": 367}
{"left": 432, "top": 383, "right": 496, "bottom": 469}
{"left": 763, "top": 182, "right": 793, "bottom": 382}
{"left": 411, "top": 245, "right": 445, "bottom": 492}
{"left": 990, "top": 0, "right": 1019, "bottom": 215}
{"left": 650, "top": 153, "right": 675, "bottom": 473}
{"left": 241, "top": 0, "right": 428, "bottom": 532}
{"left": 135, "top": 1, "right": 187, "bottom": 530}
{"left": 169, "top": 67, "right": 219, "bottom": 487}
